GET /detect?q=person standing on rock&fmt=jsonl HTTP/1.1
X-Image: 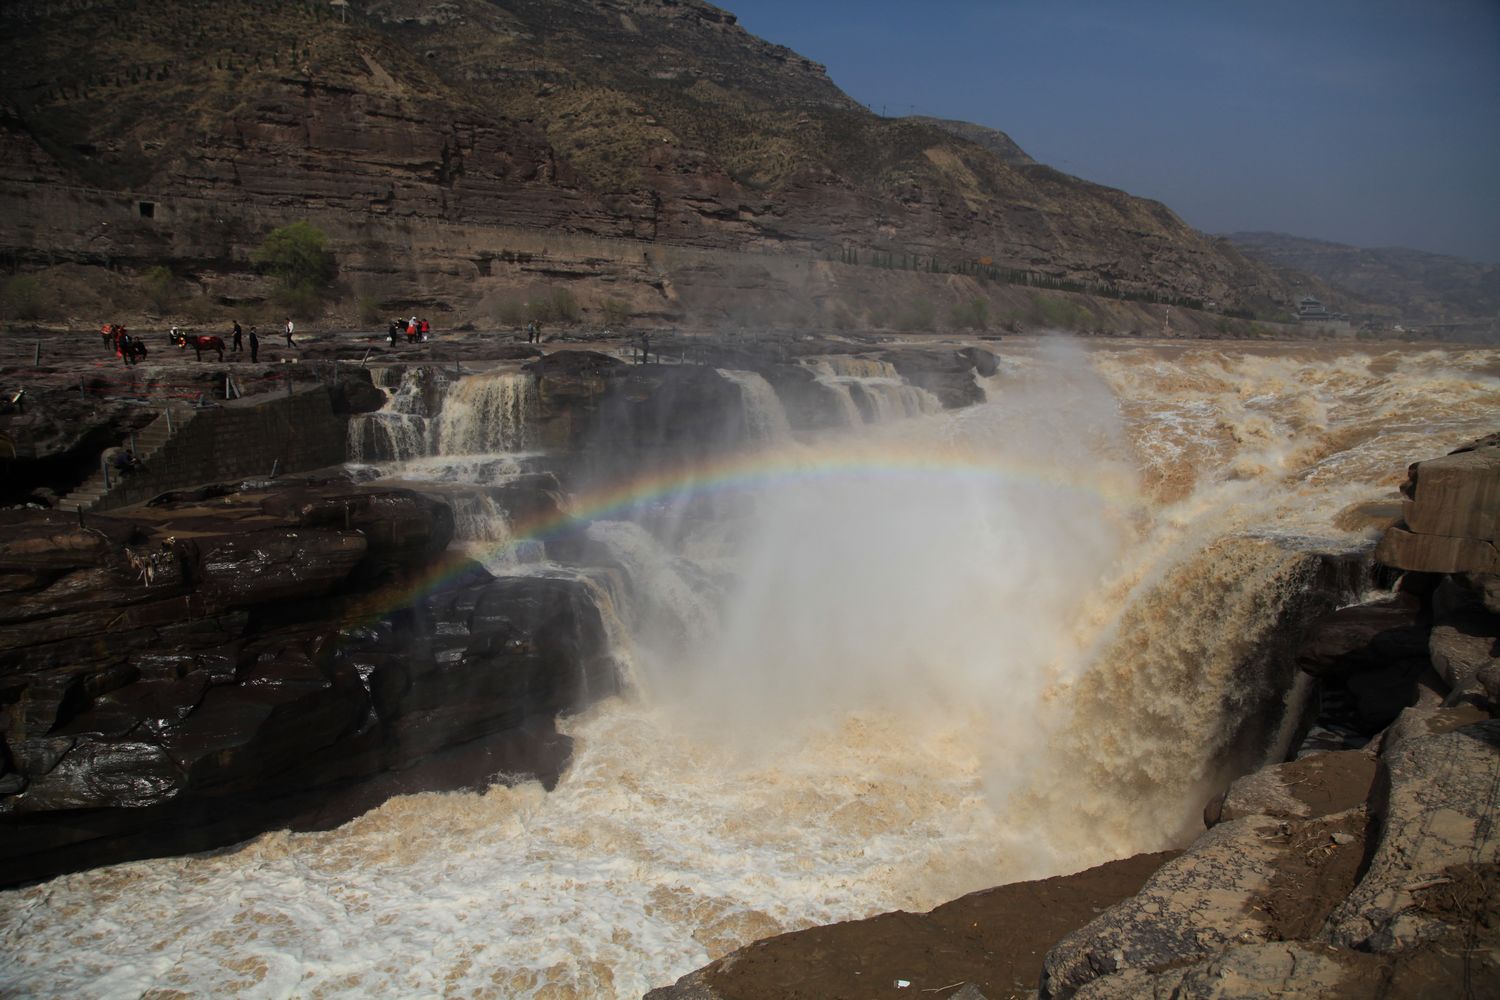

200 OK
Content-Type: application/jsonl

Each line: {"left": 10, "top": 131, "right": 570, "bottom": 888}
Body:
{"left": 231, "top": 320, "right": 243, "bottom": 354}
{"left": 526, "top": 321, "right": 537, "bottom": 344}
{"left": 249, "top": 326, "right": 260, "bottom": 363}
{"left": 284, "top": 317, "right": 296, "bottom": 348}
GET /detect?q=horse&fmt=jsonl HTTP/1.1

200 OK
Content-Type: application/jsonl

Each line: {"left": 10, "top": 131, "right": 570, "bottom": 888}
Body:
{"left": 174, "top": 332, "right": 225, "bottom": 361}
{"left": 119, "top": 337, "right": 148, "bottom": 365}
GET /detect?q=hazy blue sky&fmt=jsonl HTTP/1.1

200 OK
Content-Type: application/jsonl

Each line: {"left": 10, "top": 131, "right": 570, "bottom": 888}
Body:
{"left": 725, "top": 0, "right": 1500, "bottom": 262}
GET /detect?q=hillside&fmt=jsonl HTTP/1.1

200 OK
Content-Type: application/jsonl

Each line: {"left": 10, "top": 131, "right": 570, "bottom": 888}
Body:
{"left": 1227, "top": 231, "right": 1500, "bottom": 334}
{"left": 0, "top": 0, "right": 1298, "bottom": 330}
{"left": 907, "top": 116, "right": 1036, "bottom": 168}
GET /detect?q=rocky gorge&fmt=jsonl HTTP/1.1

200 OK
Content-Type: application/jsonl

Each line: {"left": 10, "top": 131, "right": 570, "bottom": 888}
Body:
{"left": 650, "top": 433, "right": 1500, "bottom": 1000}
{"left": 0, "top": 335, "right": 1496, "bottom": 998}
{"left": 0, "top": 330, "right": 999, "bottom": 885}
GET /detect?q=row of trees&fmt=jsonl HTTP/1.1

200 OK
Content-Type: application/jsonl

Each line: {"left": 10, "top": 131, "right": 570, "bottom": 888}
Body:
{"left": 831, "top": 243, "right": 1226, "bottom": 316}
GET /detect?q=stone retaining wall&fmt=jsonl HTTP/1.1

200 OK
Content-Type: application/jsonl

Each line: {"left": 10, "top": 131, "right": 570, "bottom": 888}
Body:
{"left": 97, "top": 387, "right": 346, "bottom": 509}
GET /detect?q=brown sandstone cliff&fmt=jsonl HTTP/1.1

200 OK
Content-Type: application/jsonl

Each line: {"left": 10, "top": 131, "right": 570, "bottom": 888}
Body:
{"left": 0, "top": 0, "right": 1297, "bottom": 329}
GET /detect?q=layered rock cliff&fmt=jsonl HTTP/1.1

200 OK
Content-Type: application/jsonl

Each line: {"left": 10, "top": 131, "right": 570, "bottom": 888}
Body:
{"left": 0, "top": 478, "right": 619, "bottom": 885}
{"left": 0, "top": 0, "right": 1296, "bottom": 327}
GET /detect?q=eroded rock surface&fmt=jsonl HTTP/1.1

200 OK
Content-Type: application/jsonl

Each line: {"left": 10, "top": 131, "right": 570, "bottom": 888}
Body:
{"left": 0, "top": 478, "right": 617, "bottom": 885}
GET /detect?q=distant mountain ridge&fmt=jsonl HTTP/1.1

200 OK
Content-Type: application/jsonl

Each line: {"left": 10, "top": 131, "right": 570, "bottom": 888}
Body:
{"left": 1226, "top": 231, "right": 1500, "bottom": 328}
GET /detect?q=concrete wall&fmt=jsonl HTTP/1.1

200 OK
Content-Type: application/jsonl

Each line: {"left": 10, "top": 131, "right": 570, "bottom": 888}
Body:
{"left": 98, "top": 387, "right": 346, "bottom": 509}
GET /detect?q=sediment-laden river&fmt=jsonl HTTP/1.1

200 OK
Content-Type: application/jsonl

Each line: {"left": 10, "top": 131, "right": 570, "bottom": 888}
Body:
{"left": 3, "top": 339, "right": 1496, "bottom": 999}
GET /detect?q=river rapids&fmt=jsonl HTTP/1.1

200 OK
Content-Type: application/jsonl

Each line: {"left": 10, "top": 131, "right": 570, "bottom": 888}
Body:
{"left": 2, "top": 339, "right": 1497, "bottom": 998}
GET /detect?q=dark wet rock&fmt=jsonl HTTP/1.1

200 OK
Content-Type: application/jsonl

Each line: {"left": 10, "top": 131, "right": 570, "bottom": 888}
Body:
{"left": 1295, "top": 594, "right": 1427, "bottom": 680}
{"left": 880, "top": 346, "right": 988, "bottom": 408}
{"left": 1296, "top": 594, "right": 1432, "bottom": 733}
{"left": 526, "top": 352, "right": 751, "bottom": 464}
{"left": 0, "top": 511, "right": 139, "bottom": 572}
{"left": 758, "top": 363, "right": 851, "bottom": 431}
{"left": 525, "top": 349, "right": 627, "bottom": 380}
{"left": 257, "top": 487, "right": 454, "bottom": 566}
{"left": 192, "top": 527, "right": 368, "bottom": 609}
{"left": 1426, "top": 577, "right": 1499, "bottom": 701}
{"left": 0, "top": 488, "right": 619, "bottom": 885}
{"left": 489, "top": 344, "right": 547, "bottom": 361}
{"left": 328, "top": 370, "right": 387, "bottom": 414}
{"left": 958, "top": 345, "right": 1001, "bottom": 377}
{"left": 14, "top": 736, "right": 186, "bottom": 812}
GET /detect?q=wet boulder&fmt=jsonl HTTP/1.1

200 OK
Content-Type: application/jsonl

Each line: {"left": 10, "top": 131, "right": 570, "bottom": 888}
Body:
{"left": 1375, "top": 434, "right": 1500, "bottom": 575}
{"left": 258, "top": 487, "right": 454, "bottom": 566}
{"left": 879, "top": 347, "right": 988, "bottom": 409}
{"left": 192, "top": 527, "right": 368, "bottom": 608}
{"left": 12, "top": 735, "right": 186, "bottom": 812}
{"left": 329, "top": 369, "right": 388, "bottom": 415}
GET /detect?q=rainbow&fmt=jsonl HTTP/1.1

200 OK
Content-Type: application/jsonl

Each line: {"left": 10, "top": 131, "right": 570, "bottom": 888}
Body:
{"left": 372, "top": 437, "right": 1144, "bottom": 615}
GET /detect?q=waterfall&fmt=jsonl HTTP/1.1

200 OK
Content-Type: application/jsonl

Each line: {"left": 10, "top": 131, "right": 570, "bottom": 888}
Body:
{"left": 583, "top": 520, "right": 723, "bottom": 666}
{"left": 436, "top": 371, "right": 536, "bottom": 455}
{"left": 806, "top": 358, "right": 942, "bottom": 424}
{"left": 14, "top": 342, "right": 1500, "bottom": 1000}
{"left": 716, "top": 369, "right": 792, "bottom": 442}
{"left": 347, "top": 367, "right": 437, "bottom": 462}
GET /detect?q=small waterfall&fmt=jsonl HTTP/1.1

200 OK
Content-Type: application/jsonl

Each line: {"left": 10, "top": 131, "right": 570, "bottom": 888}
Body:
{"left": 348, "top": 367, "right": 436, "bottom": 462}
{"left": 716, "top": 369, "right": 792, "bottom": 443}
{"left": 583, "top": 520, "right": 722, "bottom": 670}
{"left": 446, "top": 492, "right": 515, "bottom": 543}
{"left": 436, "top": 371, "right": 536, "bottom": 455}
{"left": 806, "top": 358, "right": 942, "bottom": 424}
{"left": 817, "top": 357, "right": 901, "bottom": 379}
{"left": 849, "top": 380, "right": 941, "bottom": 421}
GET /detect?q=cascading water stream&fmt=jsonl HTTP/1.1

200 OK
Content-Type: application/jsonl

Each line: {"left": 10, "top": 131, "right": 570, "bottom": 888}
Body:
{"left": 347, "top": 366, "right": 437, "bottom": 462}
{"left": 715, "top": 369, "right": 792, "bottom": 443}
{"left": 4, "top": 341, "right": 1498, "bottom": 1000}
{"left": 436, "top": 370, "right": 537, "bottom": 455}
{"left": 806, "top": 357, "right": 942, "bottom": 424}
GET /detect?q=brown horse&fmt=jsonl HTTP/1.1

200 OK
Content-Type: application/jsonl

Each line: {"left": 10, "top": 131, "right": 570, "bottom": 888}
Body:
{"left": 174, "top": 332, "right": 225, "bottom": 361}
{"left": 119, "top": 337, "right": 148, "bottom": 365}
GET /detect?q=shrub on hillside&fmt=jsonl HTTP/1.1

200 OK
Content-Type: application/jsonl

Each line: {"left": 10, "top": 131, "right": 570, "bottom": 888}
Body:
{"left": 252, "top": 221, "right": 336, "bottom": 317}
{"left": 528, "top": 287, "right": 581, "bottom": 324}
{"left": 601, "top": 296, "right": 631, "bottom": 328}
{"left": 948, "top": 297, "right": 989, "bottom": 330}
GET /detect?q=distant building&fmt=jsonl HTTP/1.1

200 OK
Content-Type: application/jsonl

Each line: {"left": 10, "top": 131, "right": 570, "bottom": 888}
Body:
{"left": 1296, "top": 296, "right": 1332, "bottom": 321}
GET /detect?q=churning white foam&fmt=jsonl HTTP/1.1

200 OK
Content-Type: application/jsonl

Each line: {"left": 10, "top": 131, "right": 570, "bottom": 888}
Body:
{"left": 3, "top": 340, "right": 1497, "bottom": 999}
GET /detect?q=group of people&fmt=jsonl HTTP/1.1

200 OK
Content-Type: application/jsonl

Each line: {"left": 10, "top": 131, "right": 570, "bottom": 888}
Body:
{"left": 228, "top": 321, "right": 260, "bottom": 361}
{"left": 388, "top": 316, "right": 431, "bottom": 345}
{"left": 100, "top": 323, "right": 148, "bottom": 365}
{"left": 99, "top": 318, "right": 306, "bottom": 365}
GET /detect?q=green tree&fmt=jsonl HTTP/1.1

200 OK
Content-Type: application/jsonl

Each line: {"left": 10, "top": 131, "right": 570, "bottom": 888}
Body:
{"left": 251, "top": 222, "right": 336, "bottom": 314}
